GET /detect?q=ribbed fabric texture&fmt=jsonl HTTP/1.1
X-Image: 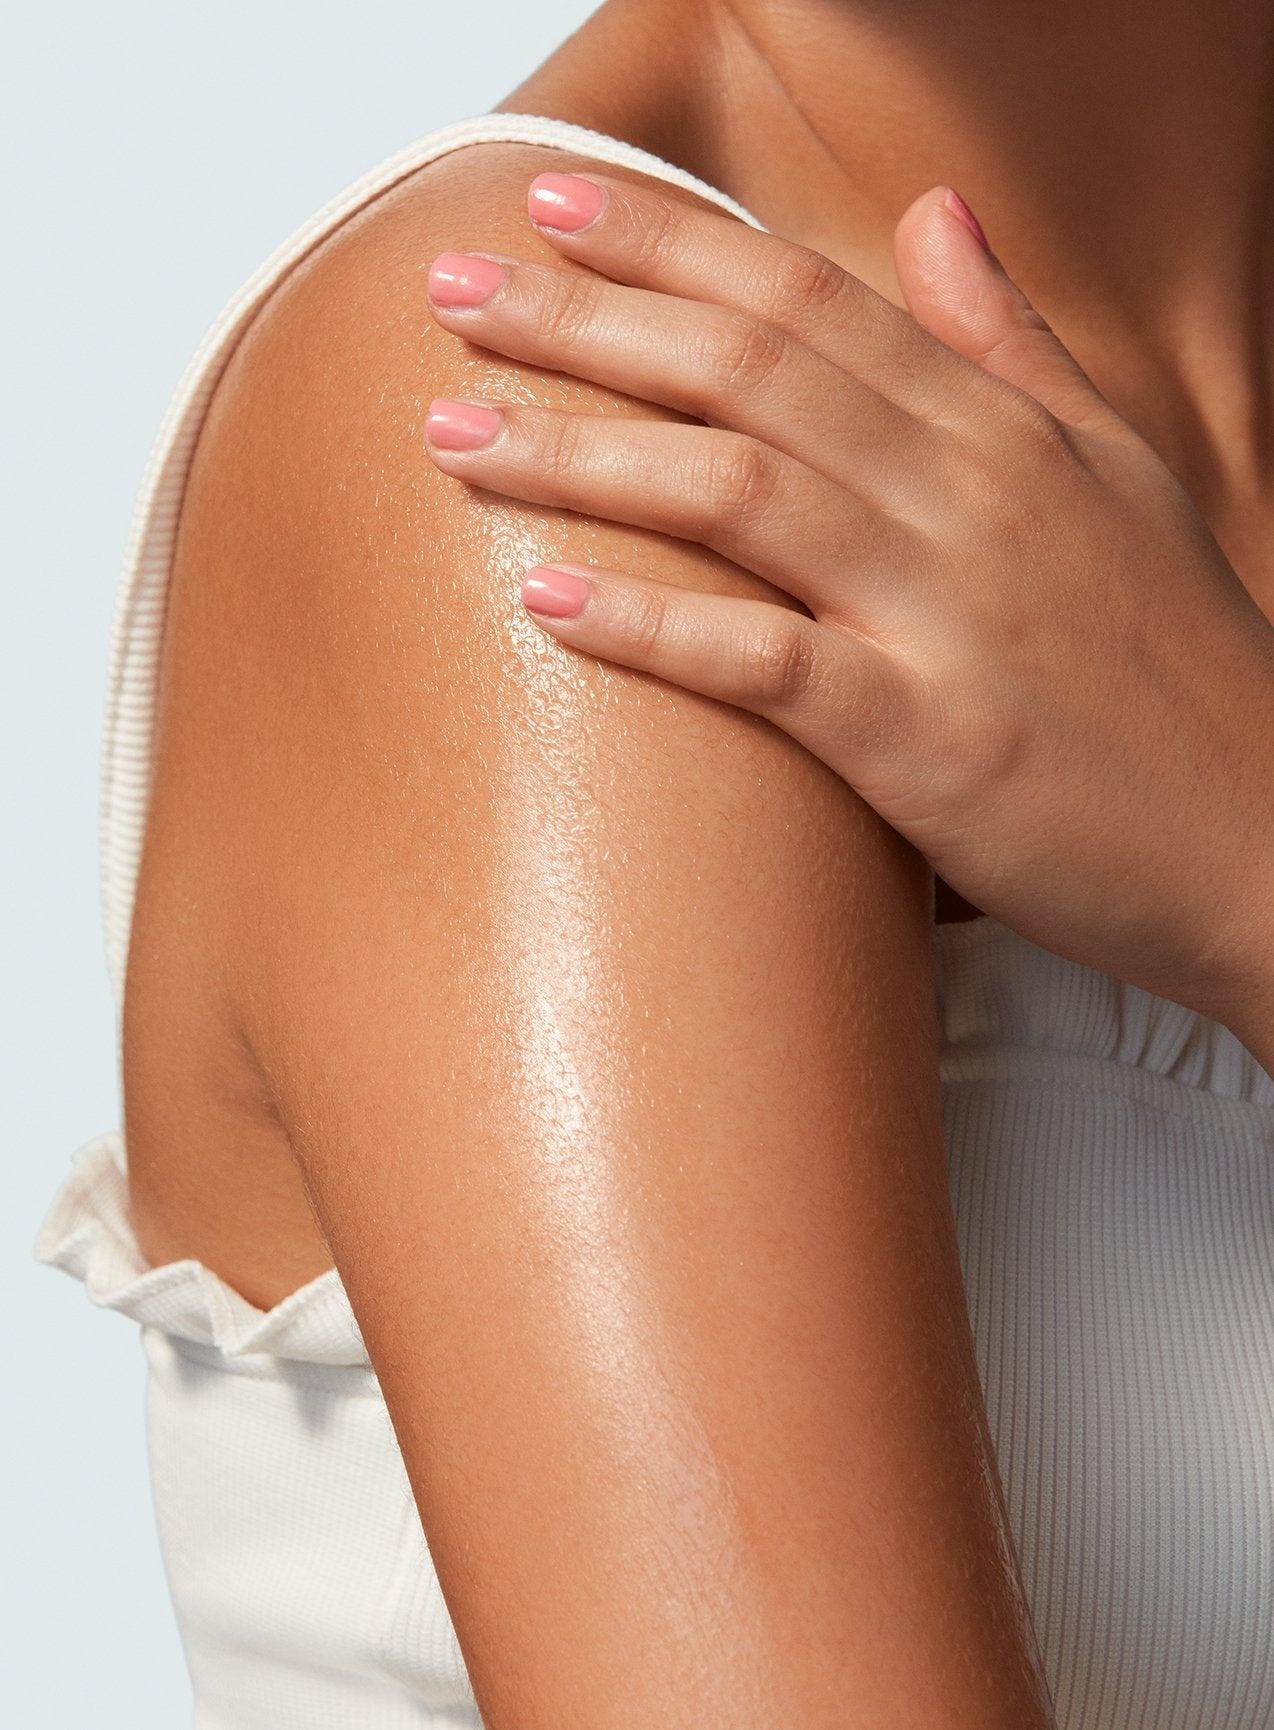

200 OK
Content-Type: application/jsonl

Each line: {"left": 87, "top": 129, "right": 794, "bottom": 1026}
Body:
{"left": 36, "top": 113, "right": 1274, "bottom": 1729}
{"left": 939, "top": 922, "right": 1274, "bottom": 1730}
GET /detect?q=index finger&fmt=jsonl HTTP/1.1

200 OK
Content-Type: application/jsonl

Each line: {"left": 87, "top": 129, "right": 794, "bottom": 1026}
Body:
{"left": 526, "top": 169, "right": 961, "bottom": 416}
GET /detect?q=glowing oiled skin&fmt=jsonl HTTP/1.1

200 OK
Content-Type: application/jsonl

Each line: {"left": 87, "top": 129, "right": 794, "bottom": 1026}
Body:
{"left": 122, "top": 129, "right": 1052, "bottom": 1730}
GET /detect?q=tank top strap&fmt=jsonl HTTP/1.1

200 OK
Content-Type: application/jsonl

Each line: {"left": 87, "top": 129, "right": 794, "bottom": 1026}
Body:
{"left": 99, "top": 112, "right": 766, "bottom": 1004}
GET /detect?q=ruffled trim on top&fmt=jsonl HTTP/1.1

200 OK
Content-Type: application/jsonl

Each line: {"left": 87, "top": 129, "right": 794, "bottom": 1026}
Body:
{"left": 34, "top": 1134, "right": 368, "bottom": 1367}
{"left": 935, "top": 917, "right": 1274, "bottom": 1107}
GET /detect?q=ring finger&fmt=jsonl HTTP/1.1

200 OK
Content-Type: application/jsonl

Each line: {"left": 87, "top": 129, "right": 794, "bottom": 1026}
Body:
{"left": 422, "top": 396, "right": 920, "bottom": 619}
{"left": 423, "top": 396, "right": 927, "bottom": 619}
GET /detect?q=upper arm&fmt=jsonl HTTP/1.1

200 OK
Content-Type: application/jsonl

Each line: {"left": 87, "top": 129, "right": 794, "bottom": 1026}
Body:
{"left": 166, "top": 137, "right": 939, "bottom": 1146}
{"left": 149, "top": 145, "right": 1030, "bottom": 1727}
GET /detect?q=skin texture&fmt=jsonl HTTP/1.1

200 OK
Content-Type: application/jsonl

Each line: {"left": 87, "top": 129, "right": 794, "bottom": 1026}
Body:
{"left": 124, "top": 136, "right": 1053, "bottom": 1726}
{"left": 416, "top": 173, "right": 1274, "bottom": 1066}
{"left": 120, "top": 0, "right": 1274, "bottom": 1721}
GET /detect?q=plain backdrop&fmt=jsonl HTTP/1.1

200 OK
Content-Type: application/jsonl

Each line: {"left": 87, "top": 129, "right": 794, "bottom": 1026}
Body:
{"left": 5, "top": 3, "right": 594, "bottom": 1719}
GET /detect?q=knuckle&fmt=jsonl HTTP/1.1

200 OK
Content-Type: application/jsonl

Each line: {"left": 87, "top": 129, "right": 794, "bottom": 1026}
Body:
{"left": 535, "top": 271, "right": 601, "bottom": 348}
{"left": 912, "top": 652, "right": 1029, "bottom": 804}
{"left": 627, "top": 191, "right": 680, "bottom": 272}
{"left": 956, "top": 408, "right": 1069, "bottom": 540}
{"left": 1014, "top": 302, "right": 1057, "bottom": 344}
{"left": 1008, "top": 388, "right": 1071, "bottom": 455}
{"left": 621, "top": 583, "right": 674, "bottom": 663}
{"left": 738, "top": 616, "right": 818, "bottom": 709}
{"left": 700, "top": 312, "right": 789, "bottom": 403}
{"left": 972, "top": 308, "right": 1053, "bottom": 378}
{"left": 701, "top": 436, "right": 783, "bottom": 535}
{"left": 1031, "top": 404, "right": 1081, "bottom": 467}
{"left": 538, "top": 409, "right": 587, "bottom": 485}
{"left": 765, "top": 243, "right": 849, "bottom": 324}
{"left": 957, "top": 695, "right": 1032, "bottom": 805}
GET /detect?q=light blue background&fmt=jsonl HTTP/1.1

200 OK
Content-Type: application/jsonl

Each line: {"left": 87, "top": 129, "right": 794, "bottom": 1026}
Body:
{"left": 6, "top": 3, "right": 592, "bottom": 1719}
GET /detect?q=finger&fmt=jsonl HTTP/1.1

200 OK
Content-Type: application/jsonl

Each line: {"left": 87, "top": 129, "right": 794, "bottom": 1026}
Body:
{"left": 517, "top": 560, "right": 900, "bottom": 786}
{"left": 423, "top": 397, "right": 924, "bottom": 620}
{"left": 524, "top": 170, "right": 965, "bottom": 416}
{"left": 893, "top": 186, "right": 1125, "bottom": 435}
{"left": 426, "top": 250, "right": 924, "bottom": 494}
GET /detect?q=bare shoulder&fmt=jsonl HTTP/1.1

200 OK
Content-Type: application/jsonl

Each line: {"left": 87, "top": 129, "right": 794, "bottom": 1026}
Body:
{"left": 158, "top": 139, "right": 791, "bottom": 772}
{"left": 142, "top": 129, "right": 932, "bottom": 1041}
{"left": 125, "top": 134, "right": 936, "bottom": 1296}
{"left": 176, "top": 135, "right": 789, "bottom": 627}
{"left": 152, "top": 133, "right": 905, "bottom": 890}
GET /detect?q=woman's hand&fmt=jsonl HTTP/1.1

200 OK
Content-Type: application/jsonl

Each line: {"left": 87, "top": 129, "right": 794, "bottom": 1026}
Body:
{"left": 422, "top": 170, "right": 1274, "bottom": 1057}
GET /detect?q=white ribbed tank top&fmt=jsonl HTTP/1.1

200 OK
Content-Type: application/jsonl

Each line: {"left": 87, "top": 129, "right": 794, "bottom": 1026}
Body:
{"left": 36, "top": 112, "right": 1274, "bottom": 1730}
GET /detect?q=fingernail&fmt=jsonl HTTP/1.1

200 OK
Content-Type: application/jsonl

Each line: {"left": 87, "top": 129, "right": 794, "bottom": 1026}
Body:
{"left": 428, "top": 251, "right": 508, "bottom": 307}
{"left": 943, "top": 189, "right": 990, "bottom": 252}
{"left": 527, "top": 173, "right": 608, "bottom": 233}
{"left": 522, "top": 564, "right": 592, "bottom": 618}
{"left": 426, "top": 398, "right": 503, "bottom": 450}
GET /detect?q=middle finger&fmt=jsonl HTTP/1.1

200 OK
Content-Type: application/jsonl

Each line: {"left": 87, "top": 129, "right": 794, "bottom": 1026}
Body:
{"left": 426, "top": 251, "right": 932, "bottom": 500}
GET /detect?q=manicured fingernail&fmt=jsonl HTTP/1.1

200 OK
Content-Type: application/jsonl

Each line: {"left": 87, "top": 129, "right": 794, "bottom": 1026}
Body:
{"left": 426, "top": 398, "right": 503, "bottom": 450}
{"left": 522, "top": 564, "right": 592, "bottom": 618}
{"left": 527, "top": 173, "right": 607, "bottom": 233}
{"left": 428, "top": 251, "right": 508, "bottom": 307}
{"left": 943, "top": 189, "right": 990, "bottom": 252}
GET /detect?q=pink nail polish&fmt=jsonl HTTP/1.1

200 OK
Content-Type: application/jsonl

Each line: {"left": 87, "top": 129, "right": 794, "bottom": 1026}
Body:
{"left": 522, "top": 564, "right": 592, "bottom": 618}
{"left": 943, "top": 189, "right": 990, "bottom": 252}
{"left": 426, "top": 398, "right": 503, "bottom": 451}
{"left": 428, "top": 251, "right": 508, "bottom": 307}
{"left": 527, "top": 173, "right": 607, "bottom": 233}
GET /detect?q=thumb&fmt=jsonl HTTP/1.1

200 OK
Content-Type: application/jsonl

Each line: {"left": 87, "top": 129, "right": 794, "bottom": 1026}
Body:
{"left": 893, "top": 185, "right": 1120, "bottom": 434}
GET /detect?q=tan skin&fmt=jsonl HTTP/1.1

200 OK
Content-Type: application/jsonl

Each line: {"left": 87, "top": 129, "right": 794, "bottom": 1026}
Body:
{"left": 121, "top": 0, "right": 1273, "bottom": 1724}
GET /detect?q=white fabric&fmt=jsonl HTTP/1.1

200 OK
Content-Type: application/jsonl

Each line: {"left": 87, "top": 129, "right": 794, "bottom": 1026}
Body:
{"left": 36, "top": 112, "right": 1274, "bottom": 1730}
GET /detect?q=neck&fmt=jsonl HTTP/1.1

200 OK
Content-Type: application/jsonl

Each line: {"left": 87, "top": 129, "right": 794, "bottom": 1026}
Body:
{"left": 705, "top": 0, "right": 1274, "bottom": 524}
{"left": 511, "top": 0, "right": 1274, "bottom": 541}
